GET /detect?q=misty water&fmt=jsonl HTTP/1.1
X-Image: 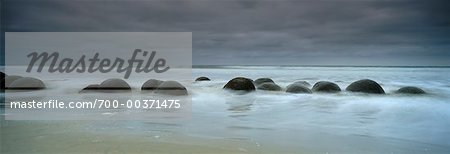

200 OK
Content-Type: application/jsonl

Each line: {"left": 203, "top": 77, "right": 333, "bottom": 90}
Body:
{"left": 1, "top": 66, "right": 450, "bottom": 153}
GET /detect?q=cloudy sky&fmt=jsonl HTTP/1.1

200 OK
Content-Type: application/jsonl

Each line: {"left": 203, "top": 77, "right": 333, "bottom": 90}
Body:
{"left": 3, "top": 0, "right": 450, "bottom": 66}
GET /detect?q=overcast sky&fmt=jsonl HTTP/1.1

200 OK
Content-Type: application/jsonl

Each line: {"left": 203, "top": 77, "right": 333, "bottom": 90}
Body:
{"left": 3, "top": 0, "right": 450, "bottom": 66}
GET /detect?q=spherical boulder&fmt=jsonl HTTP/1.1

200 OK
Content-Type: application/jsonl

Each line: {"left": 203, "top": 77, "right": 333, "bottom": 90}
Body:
{"left": 346, "top": 79, "right": 385, "bottom": 94}
{"left": 154, "top": 81, "right": 188, "bottom": 95}
{"left": 293, "top": 81, "right": 311, "bottom": 87}
{"left": 223, "top": 77, "right": 255, "bottom": 91}
{"left": 254, "top": 78, "right": 274, "bottom": 86}
{"left": 141, "top": 79, "right": 163, "bottom": 90}
{"left": 312, "top": 81, "right": 341, "bottom": 92}
{"left": 397, "top": 86, "right": 426, "bottom": 94}
{"left": 7, "top": 77, "right": 45, "bottom": 90}
{"left": 257, "top": 82, "right": 282, "bottom": 91}
{"left": 4, "top": 75, "right": 23, "bottom": 88}
{"left": 99, "top": 78, "right": 131, "bottom": 90}
{"left": 195, "top": 77, "right": 211, "bottom": 81}
{"left": 286, "top": 83, "right": 312, "bottom": 94}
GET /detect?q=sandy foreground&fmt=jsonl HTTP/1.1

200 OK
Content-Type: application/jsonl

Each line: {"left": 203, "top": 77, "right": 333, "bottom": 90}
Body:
{"left": 0, "top": 121, "right": 303, "bottom": 154}
{"left": 2, "top": 120, "right": 450, "bottom": 154}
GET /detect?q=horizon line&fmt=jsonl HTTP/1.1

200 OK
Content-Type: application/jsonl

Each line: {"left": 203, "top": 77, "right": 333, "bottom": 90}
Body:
{"left": 192, "top": 64, "right": 450, "bottom": 68}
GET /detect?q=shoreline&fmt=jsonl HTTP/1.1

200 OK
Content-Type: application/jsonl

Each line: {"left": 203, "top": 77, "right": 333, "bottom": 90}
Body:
{"left": 2, "top": 120, "right": 450, "bottom": 153}
{"left": 0, "top": 121, "right": 298, "bottom": 154}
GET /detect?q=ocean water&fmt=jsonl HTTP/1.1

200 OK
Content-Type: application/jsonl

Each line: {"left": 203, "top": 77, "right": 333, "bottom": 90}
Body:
{"left": 1, "top": 66, "right": 450, "bottom": 153}
{"left": 189, "top": 66, "right": 450, "bottom": 152}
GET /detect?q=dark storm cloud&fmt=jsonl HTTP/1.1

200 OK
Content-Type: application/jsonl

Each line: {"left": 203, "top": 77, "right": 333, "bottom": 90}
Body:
{"left": 3, "top": 0, "right": 450, "bottom": 66}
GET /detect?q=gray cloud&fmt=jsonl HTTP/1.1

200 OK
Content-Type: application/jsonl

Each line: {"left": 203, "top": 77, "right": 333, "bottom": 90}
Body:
{"left": 4, "top": 0, "right": 450, "bottom": 66}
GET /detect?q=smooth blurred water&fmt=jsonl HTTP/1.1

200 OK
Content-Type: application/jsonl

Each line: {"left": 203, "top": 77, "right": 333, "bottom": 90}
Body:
{"left": 2, "top": 66, "right": 450, "bottom": 153}
{"left": 189, "top": 67, "right": 450, "bottom": 146}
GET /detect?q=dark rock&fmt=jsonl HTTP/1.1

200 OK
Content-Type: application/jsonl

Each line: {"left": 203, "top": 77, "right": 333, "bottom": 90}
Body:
{"left": 346, "top": 79, "right": 385, "bottom": 94}
{"left": 286, "top": 83, "right": 312, "bottom": 94}
{"left": 81, "top": 84, "right": 100, "bottom": 91}
{"left": 141, "top": 79, "right": 164, "bottom": 90}
{"left": 7, "top": 77, "right": 45, "bottom": 90}
{"left": 0, "top": 71, "right": 5, "bottom": 80}
{"left": 254, "top": 78, "right": 274, "bottom": 86}
{"left": 99, "top": 78, "right": 131, "bottom": 90}
{"left": 155, "top": 81, "right": 188, "bottom": 95}
{"left": 223, "top": 77, "right": 256, "bottom": 91}
{"left": 4, "top": 75, "right": 23, "bottom": 88}
{"left": 80, "top": 78, "right": 131, "bottom": 93}
{"left": 195, "top": 77, "right": 211, "bottom": 81}
{"left": 397, "top": 86, "right": 426, "bottom": 94}
{"left": 0, "top": 72, "right": 6, "bottom": 90}
{"left": 257, "top": 82, "right": 282, "bottom": 91}
{"left": 293, "top": 81, "right": 311, "bottom": 87}
{"left": 312, "top": 81, "right": 341, "bottom": 92}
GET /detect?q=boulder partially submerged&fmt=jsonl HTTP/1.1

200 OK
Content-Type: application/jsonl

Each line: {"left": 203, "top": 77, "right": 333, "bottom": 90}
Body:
{"left": 80, "top": 78, "right": 131, "bottom": 93}
{"left": 257, "top": 82, "right": 282, "bottom": 91}
{"left": 254, "top": 78, "right": 274, "bottom": 86}
{"left": 312, "top": 81, "right": 341, "bottom": 92}
{"left": 195, "top": 77, "right": 211, "bottom": 81}
{"left": 223, "top": 77, "right": 255, "bottom": 91}
{"left": 293, "top": 81, "right": 311, "bottom": 87}
{"left": 141, "top": 79, "right": 164, "bottom": 90}
{"left": 346, "top": 79, "right": 385, "bottom": 94}
{"left": 397, "top": 86, "right": 426, "bottom": 94}
{"left": 286, "top": 83, "right": 312, "bottom": 94}
{"left": 7, "top": 77, "right": 46, "bottom": 90}
{"left": 4, "top": 75, "right": 22, "bottom": 88}
{"left": 154, "top": 81, "right": 188, "bottom": 96}
{"left": 100, "top": 78, "right": 131, "bottom": 90}
{"left": 81, "top": 84, "right": 100, "bottom": 91}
